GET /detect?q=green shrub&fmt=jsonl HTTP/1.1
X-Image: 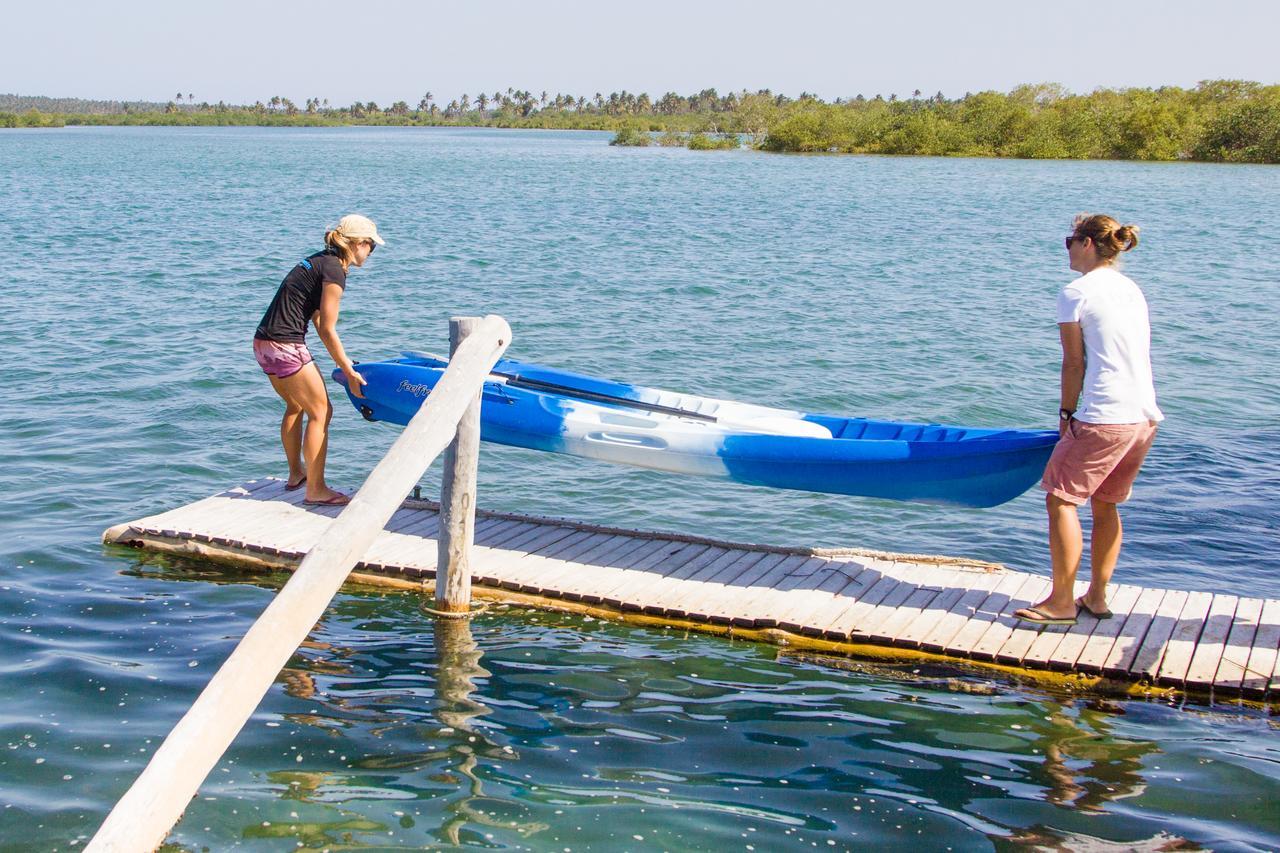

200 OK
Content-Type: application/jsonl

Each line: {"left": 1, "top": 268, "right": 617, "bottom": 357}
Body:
{"left": 609, "top": 126, "right": 651, "bottom": 146}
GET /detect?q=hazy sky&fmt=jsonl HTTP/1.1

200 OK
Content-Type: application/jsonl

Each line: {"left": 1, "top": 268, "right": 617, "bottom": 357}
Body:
{"left": 5, "top": 0, "right": 1277, "bottom": 105}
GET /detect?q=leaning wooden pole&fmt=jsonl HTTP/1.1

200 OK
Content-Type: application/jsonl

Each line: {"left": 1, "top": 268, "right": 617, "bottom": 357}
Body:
{"left": 88, "top": 315, "right": 512, "bottom": 853}
{"left": 436, "top": 317, "right": 481, "bottom": 614}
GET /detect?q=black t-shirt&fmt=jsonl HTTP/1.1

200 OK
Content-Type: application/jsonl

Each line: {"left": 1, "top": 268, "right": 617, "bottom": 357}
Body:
{"left": 254, "top": 250, "right": 348, "bottom": 343}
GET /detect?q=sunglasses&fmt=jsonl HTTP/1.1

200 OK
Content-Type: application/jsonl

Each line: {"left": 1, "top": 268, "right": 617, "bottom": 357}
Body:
{"left": 1064, "top": 235, "right": 1077, "bottom": 249}
{"left": 365, "top": 240, "right": 376, "bottom": 253}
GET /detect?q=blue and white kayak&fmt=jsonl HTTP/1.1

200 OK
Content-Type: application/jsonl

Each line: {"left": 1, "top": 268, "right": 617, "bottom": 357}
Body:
{"left": 334, "top": 353, "right": 1058, "bottom": 508}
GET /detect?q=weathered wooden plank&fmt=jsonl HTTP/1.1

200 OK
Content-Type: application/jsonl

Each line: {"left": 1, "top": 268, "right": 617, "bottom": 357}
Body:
{"left": 1182, "top": 594, "right": 1240, "bottom": 688}
{"left": 482, "top": 530, "right": 604, "bottom": 589}
{"left": 861, "top": 566, "right": 962, "bottom": 645}
{"left": 729, "top": 554, "right": 818, "bottom": 627}
{"left": 969, "top": 574, "right": 1051, "bottom": 662}
{"left": 1100, "top": 586, "right": 1167, "bottom": 677}
{"left": 934, "top": 572, "right": 1028, "bottom": 656}
{"left": 783, "top": 560, "right": 886, "bottom": 636}
{"left": 600, "top": 542, "right": 713, "bottom": 610}
{"left": 918, "top": 571, "right": 1009, "bottom": 654}
{"left": 1070, "top": 584, "right": 1146, "bottom": 674}
{"left": 1156, "top": 591, "right": 1216, "bottom": 686}
{"left": 699, "top": 553, "right": 793, "bottom": 625}
{"left": 821, "top": 570, "right": 908, "bottom": 640}
{"left": 1241, "top": 599, "right": 1280, "bottom": 698}
{"left": 542, "top": 537, "right": 660, "bottom": 602}
{"left": 673, "top": 551, "right": 772, "bottom": 620}
{"left": 1130, "top": 588, "right": 1189, "bottom": 680}
{"left": 885, "top": 563, "right": 993, "bottom": 645}
{"left": 1212, "top": 597, "right": 1263, "bottom": 692}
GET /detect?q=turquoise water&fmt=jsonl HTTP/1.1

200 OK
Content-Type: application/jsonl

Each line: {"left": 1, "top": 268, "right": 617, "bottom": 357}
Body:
{"left": 1, "top": 126, "right": 1277, "bottom": 849}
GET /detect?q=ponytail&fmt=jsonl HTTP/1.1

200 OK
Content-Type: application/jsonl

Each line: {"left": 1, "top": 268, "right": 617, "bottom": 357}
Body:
{"left": 323, "top": 228, "right": 358, "bottom": 272}
{"left": 1070, "top": 213, "right": 1139, "bottom": 262}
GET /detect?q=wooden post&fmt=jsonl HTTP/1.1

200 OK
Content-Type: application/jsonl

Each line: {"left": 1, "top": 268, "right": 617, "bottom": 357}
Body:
{"left": 87, "top": 316, "right": 511, "bottom": 853}
{"left": 436, "top": 317, "right": 481, "bottom": 614}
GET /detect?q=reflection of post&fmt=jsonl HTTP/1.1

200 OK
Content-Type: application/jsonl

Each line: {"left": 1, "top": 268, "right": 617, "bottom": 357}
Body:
{"left": 437, "top": 316, "right": 482, "bottom": 614}
{"left": 434, "top": 617, "right": 491, "bottom": 846}
{"left": 433, "top": 618, "right": 490, "bottom": 734}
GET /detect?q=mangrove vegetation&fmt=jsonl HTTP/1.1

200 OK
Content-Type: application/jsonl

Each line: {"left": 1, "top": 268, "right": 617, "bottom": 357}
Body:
{"left": 3, "top": 81, "right": 1277, "bottom": 163}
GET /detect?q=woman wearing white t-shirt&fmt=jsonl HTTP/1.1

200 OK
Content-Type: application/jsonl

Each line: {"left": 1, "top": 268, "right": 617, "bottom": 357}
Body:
{"left": 1015, "top": 214, "right": 1163, "bottom": 626}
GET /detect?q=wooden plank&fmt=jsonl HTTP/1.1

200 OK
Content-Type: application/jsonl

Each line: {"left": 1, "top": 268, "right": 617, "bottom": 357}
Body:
{"left": 481, "top": 530, "right": 603, "bottom": 589}
{"left": 861, "top": 566, "right": 961, "bottom": 645}
{"left": 728, "top": 556, "right": 830, "bottom": 628}
{"left": 600, "top": 542, "right": 715, "bottom": 610}
{"left": 778, "top": 561, "right": 882, "bottom": 635}
{"left": 968, "top": 574, "right": 1050, "bottom": 662}
{"left": 671, "top": 551, "right": 772, "bottom": 620}
{"left": 1130, "top": 588, "right": 1189, "bottom": 681}
{"left": 893, "top": 569, "right": 992, "bottom": 648}
{"left": 472, "top": 518, "right": 529, "bottom": 545}
{"left": 931, "top": 572, "right": 1026, "bottom": 656}
{"left": 1242, "top": 599, "right": 1280, "bottom": 698}
{"left": 1182, "top": 594, "right": 1240, "bottom": 689}
{"left": 1156, "top": 591, "right": 1217, "bottom": 686}
{"left": 917, "top": 571, "right": 1007, "bottom": 653}
{"left": 1070, "top": 584, "right": 1144, "bottom": 673}
{"left": 995, "top": 579, "right": 1090, "bottom": 667}
{"left": 820, "top": 570, "right": 909, "bottom": 640}
{"left": 511, "top": 532, "right": 621, "bottom": 592}
{"left": 1101, "top": 586, "right": 1167, "bottom": 677}
{"left": 541, "top": 537, "right": 659, "bottom": 602}
{"left": 1212, "top": 597, "right": 1264, "bottom": 692}
{"left": 699, "top": 552, "right": 793, "bottom": 625}
{"left": 729, "top": 554, "right": 818, "bottom": 627}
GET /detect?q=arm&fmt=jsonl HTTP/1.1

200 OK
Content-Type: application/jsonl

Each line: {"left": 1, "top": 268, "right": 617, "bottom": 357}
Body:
{"left": 315, "top": 282, "right": 366, "bottom": 398}
{"left": 1058, "top": 321, "right": 1084, "bottom": 433}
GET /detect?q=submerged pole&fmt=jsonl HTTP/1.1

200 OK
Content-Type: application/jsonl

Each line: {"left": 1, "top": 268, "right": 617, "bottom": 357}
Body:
{"left": 88, "top": 315, "right": 512, "bottom": 853}
{"left": 436, "top": 317, "right": 482, "bottom": 614}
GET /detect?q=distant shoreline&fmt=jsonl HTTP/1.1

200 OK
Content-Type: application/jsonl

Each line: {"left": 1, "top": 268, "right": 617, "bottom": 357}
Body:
{"left": 4, "top": 80, "right": 1277, "bottom": 164}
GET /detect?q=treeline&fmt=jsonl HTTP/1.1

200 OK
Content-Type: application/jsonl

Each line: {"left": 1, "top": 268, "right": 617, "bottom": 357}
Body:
{"left": 4, "top": 81, "right": 1277, "bottom": 163}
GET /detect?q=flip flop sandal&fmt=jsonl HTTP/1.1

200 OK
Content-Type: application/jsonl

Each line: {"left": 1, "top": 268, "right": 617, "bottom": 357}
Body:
{"left": 1075, "top": 597, "right": 1114, "bottom": 619}
{"left": 285, "top": 475, "right": 308, "bottom": 491}
{"left": 1014, "top": 606, "right": 1078, "bottom": 626}
{"left": 303, "top": 493, "right": 350, "bottom": 507}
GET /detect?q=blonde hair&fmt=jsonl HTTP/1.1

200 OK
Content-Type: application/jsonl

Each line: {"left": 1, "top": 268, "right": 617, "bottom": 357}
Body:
{"left": 324, "top": 228, "right": 360, "bottom": 271}
{"left": 1071, "top": 213, "right": 1139, "bottom": 262}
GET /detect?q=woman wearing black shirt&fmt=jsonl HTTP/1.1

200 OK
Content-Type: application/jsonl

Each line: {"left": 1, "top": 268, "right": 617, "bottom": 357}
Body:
{"left": 253, "top": 214, "right": 384, "bottom": 506}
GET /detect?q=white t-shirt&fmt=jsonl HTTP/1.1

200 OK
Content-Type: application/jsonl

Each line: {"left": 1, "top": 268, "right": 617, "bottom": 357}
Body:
{"left": 1057, "top": 266, "right": 1164, "bottom": 424}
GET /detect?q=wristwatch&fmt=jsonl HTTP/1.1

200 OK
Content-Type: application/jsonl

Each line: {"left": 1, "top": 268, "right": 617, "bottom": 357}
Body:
{"left": 1058, "top": 407, "right": 1075, "bottom": 422}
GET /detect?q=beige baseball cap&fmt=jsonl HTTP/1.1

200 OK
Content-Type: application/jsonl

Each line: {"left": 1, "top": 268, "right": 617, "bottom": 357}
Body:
{"left": 335, "top": 213, "right": 385, "bottom": 245}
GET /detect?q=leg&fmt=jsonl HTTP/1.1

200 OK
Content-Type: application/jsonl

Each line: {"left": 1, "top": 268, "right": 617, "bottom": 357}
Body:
{"left": 1082, "top": 497, "right": 1122, "bottom": 611}
{"left": 1017, "top": 493, "right": 1083, "bottom": 621}
{"left": 271, "top": 363, "right": 344, "bottom": 502}
{"left": 268, "top": 375, "right": 307, "bottom": 486}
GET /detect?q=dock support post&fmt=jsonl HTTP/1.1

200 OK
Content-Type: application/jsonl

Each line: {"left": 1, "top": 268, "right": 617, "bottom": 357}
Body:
{"left": 436, "top": 316, "right": 481, "bottom": 615}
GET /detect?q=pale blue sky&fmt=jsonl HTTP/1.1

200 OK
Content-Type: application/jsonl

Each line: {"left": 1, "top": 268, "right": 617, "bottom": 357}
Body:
{"left": 5, "top": 0, "right": 1277, "bottom": 105}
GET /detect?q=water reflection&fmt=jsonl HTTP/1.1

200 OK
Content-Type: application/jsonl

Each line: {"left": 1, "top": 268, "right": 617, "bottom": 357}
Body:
{"left": 1033, "top": 699, "right": 1154, "bottom": 811}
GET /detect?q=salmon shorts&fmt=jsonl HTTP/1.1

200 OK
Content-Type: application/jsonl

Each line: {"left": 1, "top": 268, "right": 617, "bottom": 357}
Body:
{"left": 1041, "top": 420, "right": 1158, "bottom": 505}
{"left": 253, "top": 339, "right": 314, "bottom": 379}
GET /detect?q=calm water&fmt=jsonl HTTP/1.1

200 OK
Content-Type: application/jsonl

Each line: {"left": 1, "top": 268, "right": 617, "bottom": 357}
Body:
{"left": 0, "top": 126, "right": 1277, "bottom": 850}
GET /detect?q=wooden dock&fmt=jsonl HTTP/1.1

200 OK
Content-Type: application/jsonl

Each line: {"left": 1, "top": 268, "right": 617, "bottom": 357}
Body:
{"left": 105, "top": 478, "right": 1280, "bottom": 703}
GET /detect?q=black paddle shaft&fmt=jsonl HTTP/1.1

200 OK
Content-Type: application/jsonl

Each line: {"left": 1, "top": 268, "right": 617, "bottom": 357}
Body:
{"left": 494, "top": 371, "right": 719, "bottom": 423}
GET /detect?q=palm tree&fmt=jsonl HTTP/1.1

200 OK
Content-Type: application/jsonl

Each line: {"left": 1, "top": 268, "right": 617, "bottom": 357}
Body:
{"left": 476, "top": 93, "right": 488, "bottom": 114}
{"left": 460, "top": 93, "right": 470, "bottom": 113}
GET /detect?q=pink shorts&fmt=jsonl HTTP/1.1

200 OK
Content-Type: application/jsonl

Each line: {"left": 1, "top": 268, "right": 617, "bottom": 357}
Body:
{"left": 253, "top": 339, "right": 314, "bottom": 379}
{"left": 1041, "top": 420, "right": 1158, "bottom": 505}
